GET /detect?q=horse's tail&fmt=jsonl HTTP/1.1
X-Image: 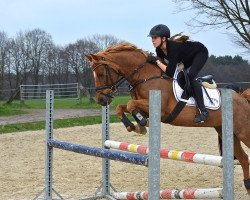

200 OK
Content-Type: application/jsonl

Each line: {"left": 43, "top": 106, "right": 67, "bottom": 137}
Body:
{"left": 223, "top": 84, "right": 250, "bottom": 103}
{"left": 224, "top": 83, "right": 243, "bottom": 94}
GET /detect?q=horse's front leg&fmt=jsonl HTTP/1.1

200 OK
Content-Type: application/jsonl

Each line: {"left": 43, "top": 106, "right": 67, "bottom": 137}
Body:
{"left": 126, "top": 99, "right": 150, "bottom": 134}
{"left": 116, "top": 104, "right": 147, "bottom": 134}
{"left": 116, "top": 104, "right": 136, "bottom": 132}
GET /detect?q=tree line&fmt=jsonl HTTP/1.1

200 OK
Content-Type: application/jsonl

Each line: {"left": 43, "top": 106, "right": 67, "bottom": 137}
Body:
{"left": 0, "top": 28, "right": 249, "bottom": 102}
{"left": 0, "top": 29, "right": 121, "bottom": 101}
{"left": 200, "top": 54, "right": 250, "bottom": 89}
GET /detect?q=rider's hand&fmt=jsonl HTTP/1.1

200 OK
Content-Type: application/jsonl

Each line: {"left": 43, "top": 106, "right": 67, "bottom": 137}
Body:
{"left": 146, "top": 55, "right": 158, "bottom": 65}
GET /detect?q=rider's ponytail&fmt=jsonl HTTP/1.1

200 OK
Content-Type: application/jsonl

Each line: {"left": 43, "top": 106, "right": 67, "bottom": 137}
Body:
{"left": 170, "top": 32, "right": 190, "bottom": 43}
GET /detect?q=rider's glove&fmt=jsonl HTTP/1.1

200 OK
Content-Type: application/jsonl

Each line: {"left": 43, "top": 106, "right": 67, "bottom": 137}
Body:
{"left": 146, "top": 55, "right": 158, "bottom": 65}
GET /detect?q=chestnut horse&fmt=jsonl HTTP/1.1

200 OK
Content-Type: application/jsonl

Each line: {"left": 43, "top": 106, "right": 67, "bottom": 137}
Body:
{"left": 242, "top": 89, "right": 250, "bottom": 101}
{"left": 86, "top": 42, "right": 250, "bottom": 194}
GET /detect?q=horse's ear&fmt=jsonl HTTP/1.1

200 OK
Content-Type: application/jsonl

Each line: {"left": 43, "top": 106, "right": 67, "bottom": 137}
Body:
{"left": 85, "top": 54, "right": 100, "bottom": 62}
{"left": 85, "top": 54, "right": 93, "bottom": 61}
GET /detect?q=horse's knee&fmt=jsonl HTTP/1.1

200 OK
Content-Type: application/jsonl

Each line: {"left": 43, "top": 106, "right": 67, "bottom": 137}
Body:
{"left": 115, "top": 105, "right": 123, "bottom": 116}
{"left": 126, "top": 100, "right": 135, "bottom": 112}
{"left": 236, "top": 132, "right": 250, "bottom": 148}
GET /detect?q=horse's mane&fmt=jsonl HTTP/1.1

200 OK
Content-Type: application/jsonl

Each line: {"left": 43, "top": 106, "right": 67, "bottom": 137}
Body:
{"left": 97, "top": 42, "right": 149, "bottom": 58}
{"left": 94, "top": 37, "right": 189, "bottom": 68}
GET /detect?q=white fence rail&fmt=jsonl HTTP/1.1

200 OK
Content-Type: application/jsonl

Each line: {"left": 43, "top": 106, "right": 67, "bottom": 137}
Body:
{"left": 20, "top": 83, "right": 80, "bottom": 101}
{"left": 0, "top": 81, "right": 248, "bottom": 102}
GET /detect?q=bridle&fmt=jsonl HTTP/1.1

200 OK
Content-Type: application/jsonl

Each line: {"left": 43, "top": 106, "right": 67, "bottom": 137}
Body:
{"left": 92, "top": 62, "right": 146, "bottom": 96}
{"left": 92, "top": 63, "right": 120, "bottom": 92}
{"left": 92, "top": 60, "right": 168, "bottom": 98}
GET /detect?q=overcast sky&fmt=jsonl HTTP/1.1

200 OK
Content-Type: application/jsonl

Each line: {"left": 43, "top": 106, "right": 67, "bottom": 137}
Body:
{"left": 1, "top": 0, "right": 249, "bottom": 60}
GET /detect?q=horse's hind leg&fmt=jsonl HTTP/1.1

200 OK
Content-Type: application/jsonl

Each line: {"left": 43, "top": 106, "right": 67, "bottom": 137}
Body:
{"left": 234, "top": 134, "right": 250, "bottom": 179}
{"left": 215, "top": 127, "right": 250, "bottom": 195}
{"left": 234, "top": 135, "right": 250, "bottom": 195}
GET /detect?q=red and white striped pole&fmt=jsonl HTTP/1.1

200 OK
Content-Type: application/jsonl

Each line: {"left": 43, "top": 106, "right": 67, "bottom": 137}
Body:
{"left": 112, "top": 188, "right": 223, "bottom": 199}
{"left": 104, "top": 140, "right": 237, "bottom": 167}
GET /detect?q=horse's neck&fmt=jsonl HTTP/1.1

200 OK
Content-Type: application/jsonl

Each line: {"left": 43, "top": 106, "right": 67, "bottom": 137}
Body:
{"left": 114, "top": 51, "right": 146, "bottom": 74}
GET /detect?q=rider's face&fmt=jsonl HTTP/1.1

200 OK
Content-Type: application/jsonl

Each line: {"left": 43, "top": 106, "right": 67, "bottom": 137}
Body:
{"left": 151, "top": 36, "right": 162, "bottom": 48}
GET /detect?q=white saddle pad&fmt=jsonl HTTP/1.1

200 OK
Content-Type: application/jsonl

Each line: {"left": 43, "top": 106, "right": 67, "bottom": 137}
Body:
{"left": 173, "top": 67, "right": 221, "bottom": 110}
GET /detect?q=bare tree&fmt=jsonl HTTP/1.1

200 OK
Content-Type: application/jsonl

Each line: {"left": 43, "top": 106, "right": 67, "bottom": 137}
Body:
{"left": 7, "top": 31, "right": 33, "bottom": 89}
{"left": 65, "top": 39, "right": 99, "bottom": 102}
{"left": 24, "top": 29, "right": 54, "bottom": 85}
{"left": 1, "top": 29, "right": 122, "bottom": 102}
{"left": 65, "top": 39, "right": 98, "bottom": 83}
{"left": 4, "top": 29, "right": 54, "bottom": 103}
{"left": 173, "top": 0, "right": 250, "bottom": 52}
{"left": 90, "top": 34, "right": 121, "bottom": 50}
{"left": 44, "top": 45, "right": 71, "bottom": 84}
{"left": 4, "top": 34, "right": 33, "bottom": 104}
{"left": 0, "top": 31, "right": 10, "bottom": 91}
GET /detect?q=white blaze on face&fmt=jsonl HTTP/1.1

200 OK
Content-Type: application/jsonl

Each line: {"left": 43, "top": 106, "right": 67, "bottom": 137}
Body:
{"left": 93, "top": 71, "right": 97, "bottom": 79}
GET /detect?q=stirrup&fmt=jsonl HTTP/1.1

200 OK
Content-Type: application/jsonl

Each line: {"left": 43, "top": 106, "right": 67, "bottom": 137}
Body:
{"left": 194, "top": 110, "right": 209, "bottom": 123}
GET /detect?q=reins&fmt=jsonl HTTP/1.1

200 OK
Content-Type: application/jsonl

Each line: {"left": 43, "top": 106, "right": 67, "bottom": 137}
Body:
{"left": 92, "top": 60, "right": 171, "bottom": 95}
{"left": 92, "top": 62, "right": 145, "bottom": 92}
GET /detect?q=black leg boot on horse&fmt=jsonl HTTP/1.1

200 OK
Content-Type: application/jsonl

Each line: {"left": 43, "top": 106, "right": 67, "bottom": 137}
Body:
{"left": 191, "top": 79, "right": 209, "bottom": 123}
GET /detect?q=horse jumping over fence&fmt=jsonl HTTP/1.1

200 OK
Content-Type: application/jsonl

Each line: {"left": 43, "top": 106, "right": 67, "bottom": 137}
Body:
{"left": 85, "top": 42, "right": 250, "bottom": 195}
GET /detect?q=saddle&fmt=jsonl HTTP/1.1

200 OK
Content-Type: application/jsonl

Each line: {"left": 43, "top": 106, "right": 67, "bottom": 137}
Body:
{"left": 164, "top": 64, "right": 221, "bottom": 123}
{"left": 176, "top": 65, "right": 217, "bottom": 97}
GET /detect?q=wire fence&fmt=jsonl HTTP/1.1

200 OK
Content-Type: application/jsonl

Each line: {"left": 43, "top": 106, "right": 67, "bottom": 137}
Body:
{"left": 0, "top": 81, "right": 249, "bottom": 102}
{"left": 20, "top": 83, "right": 80, "bottom": 101}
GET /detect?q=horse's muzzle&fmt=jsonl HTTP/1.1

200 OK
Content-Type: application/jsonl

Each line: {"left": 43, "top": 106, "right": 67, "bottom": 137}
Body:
{"left": 97, "top": 93, "right": 113, "bottom": 106}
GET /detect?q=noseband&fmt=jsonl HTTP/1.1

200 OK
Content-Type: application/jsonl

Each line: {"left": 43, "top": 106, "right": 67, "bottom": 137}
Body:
{"left": 92, "top": 63, "right": 119, "bottom": 92}
{"left": 92, "top": 62, "right": 146, "bottom": 95}
{"left": 92, "top": 60, "right": 168, "bottom": 98}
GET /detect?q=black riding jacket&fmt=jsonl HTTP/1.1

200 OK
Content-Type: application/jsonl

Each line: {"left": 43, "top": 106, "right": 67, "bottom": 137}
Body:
{"left": 156, "top": 40, "right": 208, "bottom": 77}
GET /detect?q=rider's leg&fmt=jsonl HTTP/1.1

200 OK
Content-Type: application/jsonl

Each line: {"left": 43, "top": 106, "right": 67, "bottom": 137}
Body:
{"left": 188, "top": 49, "right": 209, "bottom": 123}
{"left": 191, "top": 79, "right": 209, "bottom": 123}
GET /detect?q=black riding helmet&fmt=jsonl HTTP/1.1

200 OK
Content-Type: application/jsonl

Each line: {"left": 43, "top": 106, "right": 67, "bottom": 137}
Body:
{"left": 148, "top": 24, "right": 170, "bottom": 38}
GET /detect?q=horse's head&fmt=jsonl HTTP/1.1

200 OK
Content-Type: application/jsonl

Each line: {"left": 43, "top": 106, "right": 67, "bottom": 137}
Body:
{"left": 85, "top": 53, "right": 121, "bottom": 106}
{"left": 86, "top": 42, "right": 150, "bottom": 106}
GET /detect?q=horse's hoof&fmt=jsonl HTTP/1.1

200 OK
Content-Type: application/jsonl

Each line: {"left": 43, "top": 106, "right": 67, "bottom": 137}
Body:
{"left": 244, "top": 179, "right": 250, "bottom": 189}
{"left": 134, "top": 124, "right": 147, "bottom": 135}
{"left": 126, "top": 126, "right": 133, "bottom": 132}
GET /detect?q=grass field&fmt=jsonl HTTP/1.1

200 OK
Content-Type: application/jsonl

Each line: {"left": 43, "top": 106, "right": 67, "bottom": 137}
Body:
{"left": 0, "top": 96, "right": 131, "bottom": 114}
{"left": 0, "top": 115, "right": 130, "bottom": 134}
{"left": 0, "top": 95, "right": 133, "bottom": 133}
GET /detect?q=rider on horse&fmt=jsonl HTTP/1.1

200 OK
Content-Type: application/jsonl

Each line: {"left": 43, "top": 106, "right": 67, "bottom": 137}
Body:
{"left": 147, "top": 24, "right": 209, "bottom": 123}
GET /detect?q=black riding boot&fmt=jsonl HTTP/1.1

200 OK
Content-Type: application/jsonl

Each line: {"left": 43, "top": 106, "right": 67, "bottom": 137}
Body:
{"left": 191, "top": 79, "right": 209, "bottom": 123}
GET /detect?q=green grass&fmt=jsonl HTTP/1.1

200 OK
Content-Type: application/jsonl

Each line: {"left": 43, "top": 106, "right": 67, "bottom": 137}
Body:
{"left": 0, "top": 115, "right": 135, "bottom": 134}
{"left": 0, "top": 105, "right": 27, "bottom": 116}
{"left": 0, "top": 95, "right": 131, "bottom": 116}
{"left": 0, "top": 95, "right": 134, "bottom": 133}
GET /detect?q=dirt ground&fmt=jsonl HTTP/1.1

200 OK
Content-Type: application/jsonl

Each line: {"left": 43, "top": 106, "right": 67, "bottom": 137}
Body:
{"left": 0, "top": 123, "right": 249, "bottom": 200}
{"left": 0, "top": 109, "right": 115, "bottom": 125}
